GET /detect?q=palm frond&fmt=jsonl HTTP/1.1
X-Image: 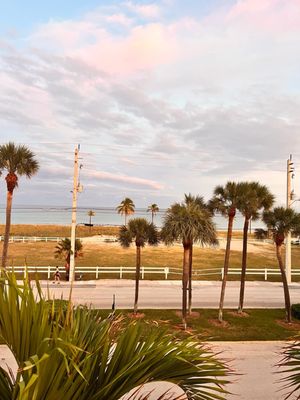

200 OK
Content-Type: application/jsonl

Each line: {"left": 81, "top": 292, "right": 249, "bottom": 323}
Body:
{"left": 0, "top": 142, "right": 39, "bottom": 177}
{"left": 278, "top": 341, "right": 300, "bottom": 399}
{"left": 0, "top": 274, "right": 231, "bottom": 400}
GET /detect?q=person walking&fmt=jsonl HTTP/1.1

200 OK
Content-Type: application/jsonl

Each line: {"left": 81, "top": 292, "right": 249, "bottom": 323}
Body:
{"left": 53, "top": 266, "right": 61, "bottom": 284}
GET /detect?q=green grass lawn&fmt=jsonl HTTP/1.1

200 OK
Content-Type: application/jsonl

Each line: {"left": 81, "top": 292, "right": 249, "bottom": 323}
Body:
{"left": 1, "top": 308, "right": 299, "bottom": 344}
{"left": 86, "top": 309, "right": 300, "bottom": 341}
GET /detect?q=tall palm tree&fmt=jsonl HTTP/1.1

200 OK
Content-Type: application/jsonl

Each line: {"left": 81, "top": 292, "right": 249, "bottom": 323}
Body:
{"left": 262, "top": 207, "right": 300, "bottom": 322}
{"left": 184, "top": 193, "right": 211, "bottom": 315}
{"left": 147, "top": 203, "right": 159, "bottom": 223}
{"left": 0, "top": 142, "right": 39, "bottom": 269}
{"left": 87, "top": 210, "right": 95, "bottom": 232}
{"left": 208, "top": 182, "right": 243, "bottom": 322}
{"left": 118, "top": 218, "right": 159, "bottom": 314}
{"left": 116, "top": 197, "right": 135, "bottom": 225}
{"left": 161, "top": 196, "right": 217, "bottom": 328}
{"left": 237, "top": 182, "right": 274, "bottom": 313}
{"left": 55, "top": 238, "right": 83, "bottom": 281}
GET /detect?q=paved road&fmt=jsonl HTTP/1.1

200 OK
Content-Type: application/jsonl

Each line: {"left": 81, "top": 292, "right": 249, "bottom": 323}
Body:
{"left": 38, "top": 280, "right": 300, "bottom": 309}
{"left": 0, "top": 342, "right": 295, "bottom": 399}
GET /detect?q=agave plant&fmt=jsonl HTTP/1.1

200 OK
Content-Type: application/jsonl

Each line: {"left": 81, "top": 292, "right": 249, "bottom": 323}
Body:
{"left": 0, "top": 273, "right": 231, "bottom": 400}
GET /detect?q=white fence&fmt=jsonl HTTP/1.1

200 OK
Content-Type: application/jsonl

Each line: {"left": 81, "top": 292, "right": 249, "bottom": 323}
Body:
{"left": 4, "top": 266, "right": 300, "bottom": 281}
{"left": 0, "top": 236, "right": 119, "bottom": 243}
{"left": 0, "top": 236, "right": 62, "bottom": 243}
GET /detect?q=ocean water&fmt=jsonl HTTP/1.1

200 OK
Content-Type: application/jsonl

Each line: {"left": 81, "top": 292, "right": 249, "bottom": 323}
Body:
{"left": 0, "top": 205, "right": 265, "bottom": 231}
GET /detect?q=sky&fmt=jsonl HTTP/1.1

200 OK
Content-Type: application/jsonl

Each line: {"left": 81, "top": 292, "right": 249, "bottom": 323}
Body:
{"left": 0, "top": 0, "right": 300, "bottom": 210}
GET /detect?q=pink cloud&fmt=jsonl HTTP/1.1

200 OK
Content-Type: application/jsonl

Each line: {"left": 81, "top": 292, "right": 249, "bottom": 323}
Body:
{"left": 105, "top": 13, "right": 133, "bottom": 26}
{"left": 89, "top": 170, "right": 163, "bottom": 190}
{"left": 31, "top": 17, "right": 178, "bottom": 75}
{"left": 124, "top": 1, "right": 161, "bottom": 19}
{"left": 227, "top": 0, "right": 300, "bottom": 32}
{"left": 71, "top": 23, "right": 178, "bottom": 74}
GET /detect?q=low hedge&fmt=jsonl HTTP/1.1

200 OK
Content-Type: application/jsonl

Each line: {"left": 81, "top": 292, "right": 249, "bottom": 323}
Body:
{"left": 291, "top": 304, "right": 300, "bottom": 320}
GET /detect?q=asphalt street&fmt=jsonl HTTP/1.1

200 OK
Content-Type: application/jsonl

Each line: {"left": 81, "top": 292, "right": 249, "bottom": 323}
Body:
{"left": 39, "top": 280, "right": 300, "bottom": 309}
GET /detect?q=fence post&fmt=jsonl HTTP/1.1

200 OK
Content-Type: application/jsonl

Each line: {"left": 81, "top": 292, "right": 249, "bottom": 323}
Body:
{"left": 96, "top": 266, "right": 99, "bottom": 279}
{"left": 221, "top": 268, "right": 224, "bottom": 280}
{"left": 48, "top": 266, "right": 51, "bottom": 279}
{"left": 23, "top": 237, "right": 25, "bottom": 243}
{"left": 120, "top": 266, "right": 123, "bottom": 279}
{"left": 265, "top": 268, "right": 267, "bottom": 281}
{"left": 142, "top": 267, "right": 145, "bottom": 279}
{"left": 165, "top": 267, "right": 169, "bottom": 280}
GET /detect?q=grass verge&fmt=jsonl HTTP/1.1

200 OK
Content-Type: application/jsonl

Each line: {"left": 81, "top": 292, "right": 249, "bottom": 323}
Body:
{"left": 1, "top": 308, "right": 299, "bottom": 344}
{"left": 95, "top": 308, "right": 300, "bottom": 341}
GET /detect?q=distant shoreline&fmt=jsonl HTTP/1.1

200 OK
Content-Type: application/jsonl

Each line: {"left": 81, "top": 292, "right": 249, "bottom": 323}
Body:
{"left": 0, "top": 224, "right": 244, "bottom": 238}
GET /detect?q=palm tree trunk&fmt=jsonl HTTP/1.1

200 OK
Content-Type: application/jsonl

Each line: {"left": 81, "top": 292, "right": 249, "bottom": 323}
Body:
{"left": 218, "top": 214, "right": 234, "bottom": 322}
{"left": 151, "top": 212, "right": 154, "bottom": 223}
{"left": 238, "top": 217, "right": 250, "bottom": 313}
{"left": 182, "top": 244, "right": 189, "bottom": 329}
{"left": 125, "top": 213, "right": 127, "bottom": 226}
{"left": 89, "top": 215, "right": 92, "bottom": 233}
{"left": 188, "top": 244, "right": 193, "bottom": 315}
{"left": 2, "top": 190, "right": 13, "bottom": 269}
{"left": 134, "top": 245, "right": 141, "bottom": 314}
{"left": 65, "top": 252, "right": 70, "bottom": 281}
{"left": 276, "top": 244, "right": 291, "bottom": 322}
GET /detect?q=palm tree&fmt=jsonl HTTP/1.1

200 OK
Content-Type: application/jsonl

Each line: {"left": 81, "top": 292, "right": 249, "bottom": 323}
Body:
{"left": 0, "top": 142, "right": 39, "bottom": 269}
{"left": 184, "top": 193, "right": 211, "bottom": 315}
{"left": 87, "top": 210, "right": 95, "bottom": 232}
{"left": 254, "top": 228, "right": 269, "bottom": 240}
{"left": 147, "top": 203, "right": 159, "bottom": 223}
{"left": 55, "top": 238, "right": 83, "bottom": 281}
{"left": 116, "top": 197, "right": 135, "bottom": 225}
{"left": 161, "top": 196, "right": 218, "bottom": 328}
{"left": 0, "top": 274, "right": 230, "bottom": 399}
{"left": 237, "top": 182, "right": 274, "bottom": 313}
{"left": 208, "top": 182, "right": 243, "bottom": 322}
{"left": 262, "top": 207, "right": 300, "bottom": 322}
{"left": 118, "top": 218, "right": 159, "bottom": 314}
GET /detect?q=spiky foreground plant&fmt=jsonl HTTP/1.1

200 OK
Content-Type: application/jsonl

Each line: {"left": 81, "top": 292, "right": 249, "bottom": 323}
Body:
{"left": 0, "top": 274, "right": 230, "bottom": 400}
{"left": 279, "top": 341, "right": 300, "bottom": 400}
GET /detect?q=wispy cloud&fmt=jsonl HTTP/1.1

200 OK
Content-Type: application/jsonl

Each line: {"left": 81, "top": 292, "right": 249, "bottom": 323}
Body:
{"left": 87, "top": 170, "right": 164, "bottom": 190}
{"left": 123, "top": 1, "right": 162, "bottom": 19}
{"left": 0, "top": 0, "right": 300, "bottom": 207}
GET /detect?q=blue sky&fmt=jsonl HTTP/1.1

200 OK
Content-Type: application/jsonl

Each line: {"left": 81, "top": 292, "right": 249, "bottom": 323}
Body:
{"left": 0, "top": 0, "right": 300, "bottom": 210}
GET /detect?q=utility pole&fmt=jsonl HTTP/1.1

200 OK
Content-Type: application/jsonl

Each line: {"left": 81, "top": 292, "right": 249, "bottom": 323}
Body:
{"left": 69, "top": 145, "right": 80, "bottom": 282}
{"left": 285, "top": 154, "right": 294, "bottom": 284}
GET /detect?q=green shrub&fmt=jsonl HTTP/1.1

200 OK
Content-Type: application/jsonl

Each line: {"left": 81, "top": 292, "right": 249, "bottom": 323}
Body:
{"left": 291, "top": 304, "right": 300, "bottom": 319}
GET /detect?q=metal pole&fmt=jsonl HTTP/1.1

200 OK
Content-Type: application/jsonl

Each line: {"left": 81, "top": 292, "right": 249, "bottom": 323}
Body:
{"left": 69, "top": 146, "right": 79, "bottom": 282}
{"left": 285, "top": 155, "right": 292, "bottom": 284}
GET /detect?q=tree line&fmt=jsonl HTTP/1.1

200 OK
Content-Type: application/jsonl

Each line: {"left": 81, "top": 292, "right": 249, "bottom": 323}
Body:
{"left": 116, "top": 184, "right": 300, "bottom": 327}
{"left": 1, "top": 142, "right": 300, "bottom": 328}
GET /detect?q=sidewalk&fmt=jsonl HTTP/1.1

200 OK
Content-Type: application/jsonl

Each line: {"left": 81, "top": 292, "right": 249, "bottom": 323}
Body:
{"left": 0, "top": 341, "right": 293, "bottom": 399}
